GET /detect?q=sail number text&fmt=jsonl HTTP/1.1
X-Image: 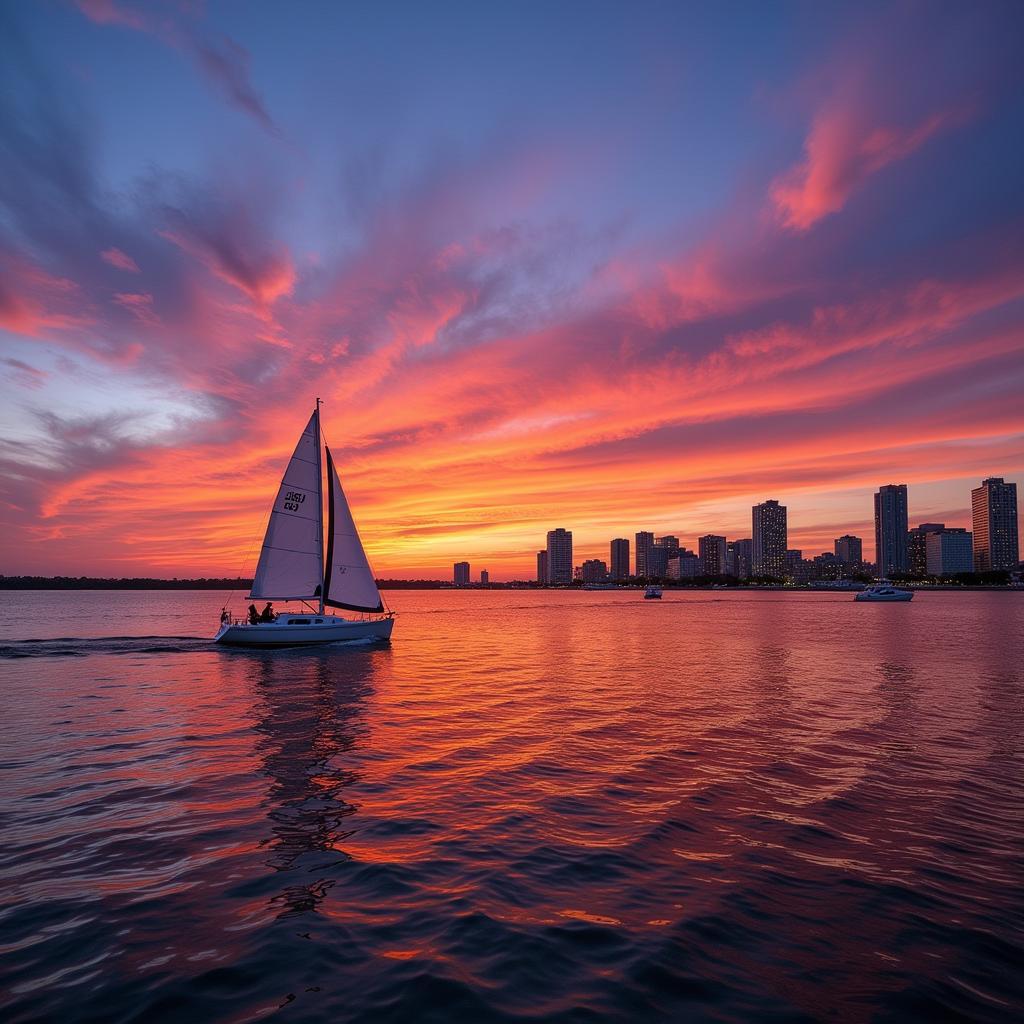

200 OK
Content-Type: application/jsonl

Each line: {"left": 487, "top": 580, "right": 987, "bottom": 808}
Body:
{"left": 283, "top": 490, "right": 306, "bottom": 512}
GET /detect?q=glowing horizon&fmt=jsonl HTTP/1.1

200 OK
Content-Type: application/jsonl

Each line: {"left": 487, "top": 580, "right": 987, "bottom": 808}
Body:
{"left": 1, "top": 2, "right": 1022, "bottom": 580}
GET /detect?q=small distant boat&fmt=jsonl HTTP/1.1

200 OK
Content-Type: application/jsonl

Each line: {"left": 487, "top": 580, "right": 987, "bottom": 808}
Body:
{"left": 215, "top": 402, "right": 394, "bottom": 647}
{"left": 644, "top": 586, "right": 662, "bottom": 599}
{"left": 583, "top": 582, "right": 617, "bottom": 591}
{"left": 854, "top": 583, "right": 913, "bottom": 603}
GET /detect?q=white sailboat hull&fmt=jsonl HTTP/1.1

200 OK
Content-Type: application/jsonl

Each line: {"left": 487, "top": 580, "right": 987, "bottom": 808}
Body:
{"left": 214, "top": 614, "right": 394, "bottom": 647}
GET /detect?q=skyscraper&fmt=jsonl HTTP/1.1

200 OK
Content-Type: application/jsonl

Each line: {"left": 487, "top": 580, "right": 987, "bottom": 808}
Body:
{"left": 907, "top": 524, "right": 944, "bottom": 576}
{"left": 480, "top": 569, "right": 489, "bottom": 585}
{"left": 732, "top": 538, "right": 753, "bottom": 579}
{"left": 453, "top": 561, "right": 470, "bottom": 586}
{"left": 972, "top": 477, "right": 1019, "bottom": 571}
{"left": 536, "top": 550, "right": 548, "bottom": 584}
{"left": 635, "top": 531, "right": 654, "bottom": 577}
{"left": 752, "top": 500, "right": 787, "bottom": 578}
{"left": 874, "top": 484, "right": 909, "bottom": 576}
{"left": 699, "top": 534, "right": 727, "bottom": 576}
{"left": 580, "top": 559, "right": 608, "bottom": 582}
{"left": 834, "top": 534, "right": 863, "bottom": 566}
{"left": 610, "top": 538, "right": 630, "bottom": 580}
{"left": 926, "top": 528, "right": 973, "bottom": 575}
{"left": 546, "top": 528, "right": 573, "bottom": 585}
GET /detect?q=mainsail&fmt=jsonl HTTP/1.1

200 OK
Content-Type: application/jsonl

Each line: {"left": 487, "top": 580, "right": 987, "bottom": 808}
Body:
{"left": 249, "top": 411, "right": 324, "bottom": 601}
{"left": 323, "top": 447, "right": 384, "bottom": 612}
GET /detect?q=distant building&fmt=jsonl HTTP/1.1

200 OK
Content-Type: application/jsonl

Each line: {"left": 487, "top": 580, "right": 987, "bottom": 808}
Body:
{"left": 646, "top": 544, "right": 668, "bottom": 579}
{"left": 635, "top": 531, "right": 654, "bottom": 576}
{"left": 732, "top": 538, "right": 753, "bottom": 579}
{"left": 834, "top": 535, "right": 863, "bottom": 567}
{"left": 581, "top": 559, "right": 608, "bottom": 583}
{"left": 667, "top": 551, "right": 700, "bottom": 579}
{"left": 644, "top": 535, "right": 677, "bottom": 579}
{"left": 907, "top": 524, "right": 945, "bottom": 576}
{"left": 811, "top": 551, "right": 844, "bottom": 580}
{"left": 785, "top": 549, "right": 805, "bottom": 582}
{"left": 546, "top": 528, "right": 573, "bottom": 585}
{"left": 480, "top": 569, "right": 489, "bottom": 585}
{"left": 874, "top": 484, "right": 909, "bottom": 576}
{"left": 699, "top": 535, "right": 727, "bottom": 576}
{"left": 536, "top": 550, "right": 548, "bottom": 585}
{"left": 752, "top": 500, "right": 787, "bottom": 578}
{"left": 453, "top": 561, "right": 470, "bottom": 586}
{"left": 657, "top": 535, "right": 680, "bottom": 558}
{"left": 610, "top": 538, "right": 630, "bottom": 580}
{"left": 972, "top": 477, "right": 1019, "bottom": 571}
{"left": 926, "top": 528, "right": 973, "bottom": 575}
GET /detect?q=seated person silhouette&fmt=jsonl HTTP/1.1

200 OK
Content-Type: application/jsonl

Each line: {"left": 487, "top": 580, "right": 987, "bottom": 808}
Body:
{"left": 248, "top": 603, "right": 260, "bottom": 625}
{"left": 259, "top": 602, "right": 275, "bottom": 622}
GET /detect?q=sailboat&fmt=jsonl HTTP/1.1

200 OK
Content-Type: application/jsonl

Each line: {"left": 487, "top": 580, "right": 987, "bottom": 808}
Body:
{"left": 214, "top": 402, "right": 395, "bottom": 646}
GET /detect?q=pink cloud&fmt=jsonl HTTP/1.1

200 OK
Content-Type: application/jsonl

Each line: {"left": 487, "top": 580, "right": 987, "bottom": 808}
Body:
{"left": 100, "top": 247, "right": 140, "bottom": 272}
{"left": 771, "top": 103, "right": 969, "bottom": 231}
{"left": 113, "top": 291, "right": 160, "bottom": 326}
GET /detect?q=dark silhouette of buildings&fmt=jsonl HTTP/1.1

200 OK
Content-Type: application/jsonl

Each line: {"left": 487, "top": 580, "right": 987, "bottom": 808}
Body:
{"left": 610, "top": 538, "right": 630, "bottom": 580}
{"left": 874, "top": 484, "right": 909, "bottom": 576}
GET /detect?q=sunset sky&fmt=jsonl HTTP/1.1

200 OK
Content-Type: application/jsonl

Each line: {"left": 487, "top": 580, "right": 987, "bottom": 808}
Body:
{"left": 1, "top": 1, "right": 1022, "bottom": 579}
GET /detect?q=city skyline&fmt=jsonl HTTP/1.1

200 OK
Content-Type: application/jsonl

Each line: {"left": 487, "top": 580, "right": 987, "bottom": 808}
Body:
{"left": 511, "top": 476, "right": 1019, "bottom": 582}
{"left": 2, "top": 4, "right": 1024, "bottom": 581}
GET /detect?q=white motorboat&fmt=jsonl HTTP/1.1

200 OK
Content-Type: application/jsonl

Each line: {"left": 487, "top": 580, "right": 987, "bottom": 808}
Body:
{"left": 854, "top": 584, "right": 913, "bottom": 602}
{"left": 215, "top": 402, "right": 394, "bottom": 647}
{"left": 644, "top": 586, "right": 662, "bottom": 599}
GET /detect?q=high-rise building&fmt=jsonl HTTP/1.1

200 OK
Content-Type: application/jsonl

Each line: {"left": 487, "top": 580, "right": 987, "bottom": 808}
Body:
{"left": 699, "top": 535, "right": 727, "bottom": 576}
{"left": 926, "top": 528, "right": 973, "bottom": 575}
{"left": 785, "top": 549, "right": 805, "bottom": 581}
{"left": 536, "top": 550, "right": 548, "bottom": 585}
{"left": 453, "top": 561, "right": 470, "bottom": 586}
{"left": 667, "top": 551, "right": 700, "bottom": 579}
{"left": 972, "top": 477, "right": 1019, "bottom": 571}
{"left": 480, "top": 569, "right": 489, "bottom": 585}
{"left": 646, "top": 544, "right": 669, "bottom": 579}
{"left": 610, "top": 538, "right": 630, "bottom": 580}
{"left": 581, "top": 559, "right": 608, "bottom": 583}
{"left": 907, "top": 524, "right": 944, "bottom": 576}
{"left": 874, "top": 484, "right": 909, "bottom": 576}
{"left": 657, "top": 535, "right": 680, "bottom": 558}
{"left": 834, "top": 535, "right": 863, "bottom": 566}
{"left": 752, "top": 500, "right": 787, "bottom": 578}
{"left": 546, "top": 528, "right": 573, "bottom": 585}
{"left": 732, "top": 538, "right": 753, "bottom": 579}
{"left": 635, "top": 531, "right": 654, "bottom": 576}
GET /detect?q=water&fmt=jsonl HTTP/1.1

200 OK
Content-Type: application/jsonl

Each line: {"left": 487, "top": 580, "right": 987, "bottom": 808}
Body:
{"left": 1, "top": 589, "right": 1021, "bottom": 1023}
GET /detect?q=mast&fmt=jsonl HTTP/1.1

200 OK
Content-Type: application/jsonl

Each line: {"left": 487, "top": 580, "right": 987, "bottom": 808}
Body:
{"left": 315, "top": 397, "right": 325, "bottom": 615}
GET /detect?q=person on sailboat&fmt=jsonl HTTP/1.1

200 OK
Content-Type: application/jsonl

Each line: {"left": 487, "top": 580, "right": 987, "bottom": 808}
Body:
{"left": 248, "top": 603, "right": 260, "bottom": 625}
{"left": 259, "top": 602, "right": 276, "bottom": 622}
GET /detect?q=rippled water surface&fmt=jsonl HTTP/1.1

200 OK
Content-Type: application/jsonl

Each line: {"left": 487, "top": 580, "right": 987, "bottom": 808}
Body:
{"left": 1, "top": 588, "right": 1022, "bottom": 1022}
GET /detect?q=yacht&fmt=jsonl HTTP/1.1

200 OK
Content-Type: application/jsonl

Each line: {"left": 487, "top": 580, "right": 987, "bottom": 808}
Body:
{"left": 215, "top": 402, "right": 394, "bottom": 646}
{"left": 854, "top": 583, "right": 913, "bottom": 602}
{"left": 644, "top": 586, "right": 662, "bottom": 599}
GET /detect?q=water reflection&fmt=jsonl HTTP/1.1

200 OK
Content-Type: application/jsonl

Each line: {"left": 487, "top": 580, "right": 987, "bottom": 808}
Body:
{"left": 244, "top": 648, "right": 381, "bottom": 917}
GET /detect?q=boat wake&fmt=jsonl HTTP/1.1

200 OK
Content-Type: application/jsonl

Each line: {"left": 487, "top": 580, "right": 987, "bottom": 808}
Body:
{"left": 0, "top": 636, "right": 211, "bottom": 659}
